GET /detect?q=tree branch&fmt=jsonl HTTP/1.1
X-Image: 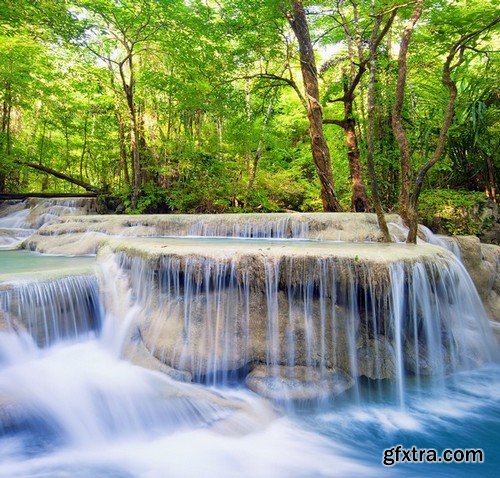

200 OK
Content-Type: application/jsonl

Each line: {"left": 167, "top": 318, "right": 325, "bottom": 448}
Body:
{"left": 323, "top": 118, "right": 347, "bottom": 127}
{"left": 18, "top": 161, "right": 102, "bottom": 193}
{"left": 411, "top": 15, "right": 500, "bottom": 206}
{"left": 234, "top": 73, "right": 308, "bottom": 110}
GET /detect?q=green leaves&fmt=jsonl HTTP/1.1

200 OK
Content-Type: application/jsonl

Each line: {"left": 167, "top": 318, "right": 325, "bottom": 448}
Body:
{"left": 0, "top": 0, "right": 497, "bottom": 213}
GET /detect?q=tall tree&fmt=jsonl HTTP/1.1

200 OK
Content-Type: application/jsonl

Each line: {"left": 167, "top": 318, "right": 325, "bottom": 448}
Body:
{"left": 404, "top": 14, "right": 500, "bottom": 242}
{"left": 322, "top": 1, "right": 398, "bottom": 213}
{"left": 76, "top": 0, "right": 165, "bottom": 206}
{"left": 392, "top": 0, "right": 424, "bottom": 234}
{"left": 365, "top": 4, "right": 397, "bottom": 242}
{"left": 282, "top": 0, "right": 342, "bottom": 212}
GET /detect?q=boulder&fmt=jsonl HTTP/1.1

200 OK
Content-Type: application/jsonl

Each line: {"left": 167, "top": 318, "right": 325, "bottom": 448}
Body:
{"left": 245, "top": 364, "right": 354, "bottom": 401}
{"left": 455, "top": 236, "right": 499, "bottom": 322}
{"left": 356, "top": 336, "right": 396, "bottom": 380}
{"left": 123, "top": 333, "right": 193, "bottom": 383}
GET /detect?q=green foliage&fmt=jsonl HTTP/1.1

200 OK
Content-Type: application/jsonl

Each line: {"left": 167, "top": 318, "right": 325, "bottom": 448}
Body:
{"left": 0, "top": 0, "right": 497, "bottom": 217}
{"left": 419, "top": 189, "right": 492, "bottom": 235}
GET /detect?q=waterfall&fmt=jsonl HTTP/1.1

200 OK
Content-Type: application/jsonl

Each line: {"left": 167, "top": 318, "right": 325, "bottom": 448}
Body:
{"left": 0, "top": 198, "right": 98, "bottom": 250}
{"left": 0, "top": 198, "right": 97, "bottom": 229}
{"left": 0, "top": 209, "right": 31, "bottom": 230}
{"left": 187, "top": 216, "right": 310, "bottom": 238}
{"left": 389, "top": 221, "right": 462, "bottom": 258}
{"left": 0, "top": 275, "right": 102, "bottom": 346}
{"left": 0, "top": 219, "right": 498, "bottom": 477}
{"left": 0, "top": 252, "right": 280, "bottom": 474}
{"left": 106, "top": 243, "right": 496, "bottom": 404}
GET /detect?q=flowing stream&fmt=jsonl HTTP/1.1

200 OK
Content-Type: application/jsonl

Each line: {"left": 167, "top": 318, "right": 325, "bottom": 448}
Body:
{"left": 0, "top": 200, "right": 498, "bottom": 477}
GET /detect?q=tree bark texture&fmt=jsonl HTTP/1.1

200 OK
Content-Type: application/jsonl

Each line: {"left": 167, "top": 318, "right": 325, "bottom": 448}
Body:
{"left": 324, "top": 3, "right": 397, "bottom": 213}
{"left": 106, "top": 58, "right": 131, "bottom": 188}
{"left": 119, "top": 50, "right": 142, "bottom": 208}
{"left": 285, "top": 0, "right": 341, "bottom": 212}
{"left": 344, "top": 97, "right": 368, "bottom": 211}
{"left": 367, "top": 12, "right": 391, "bottom": 242}
{"left": 392, "top": 0, "right": 423, "bottom": 230}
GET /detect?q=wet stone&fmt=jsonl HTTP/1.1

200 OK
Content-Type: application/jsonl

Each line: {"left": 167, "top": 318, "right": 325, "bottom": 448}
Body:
{"left": 245, "top": 365, "right": 354, "bottom": 401}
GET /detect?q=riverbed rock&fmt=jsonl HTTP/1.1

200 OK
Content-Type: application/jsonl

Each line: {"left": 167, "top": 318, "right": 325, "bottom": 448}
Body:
{"left": 454, "top": 236, "right": 500, "bottom": 322}
{"left": 245, "top": 364, "right": 354, "bottom": 401}
{"left": 356, "top": 336, "right": 396, "bottom": 380}
{"left": 123, "top": 333, "right": 193, "bottom": 383}
{"left": 0, "top": 396, "right": 31, "bottom": 433}
{"left": 0, "top": 310, "right": 26, "bottom": 335}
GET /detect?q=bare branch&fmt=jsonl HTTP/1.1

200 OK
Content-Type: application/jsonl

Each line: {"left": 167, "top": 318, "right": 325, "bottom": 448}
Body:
{"left": 323, "top": 118, "right": 346, "bottom": 127}
{"left": 235, "top": 73, "right": 308, "bottom": 111}
{"left": 370, "top": 1, "right": 416, "bottom": 17}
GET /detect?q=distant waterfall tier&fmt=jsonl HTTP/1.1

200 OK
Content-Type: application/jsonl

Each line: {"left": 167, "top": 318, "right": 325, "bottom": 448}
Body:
{"left": 100, "top": 238, "right": 496, "bottom": 399}
{"left": 0, "top": 197, "right": 97, "bottom": 230}
{"left": 26, "top": 213, "right": 410, "bottom": 255}
{"left": 0, "top": 197, "right": 98, "bottom": 250}
{"left": 0, "top": 275, "right": 102, "bottom": 346}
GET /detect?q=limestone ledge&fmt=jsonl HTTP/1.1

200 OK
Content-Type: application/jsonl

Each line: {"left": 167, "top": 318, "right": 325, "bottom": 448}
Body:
{"left": 101, "top": 236, "right": 448, "bottom": 263}
{"left": 0, "top": 265, "right": 97, "bottom": 288}
{"left": 25, "top": 212, "right": 406, "bottom": 255}
{"left": 245, "top": 365, "right": 355, "bottom": 401}
{"left": 99, "top": 236, "right": 450, "bottom": 291}
{"left": 455, "top": 236, "right": 500, "bottom": 323}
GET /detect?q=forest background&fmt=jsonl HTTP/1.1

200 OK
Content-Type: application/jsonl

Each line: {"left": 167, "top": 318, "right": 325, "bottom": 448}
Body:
{"left": 0, "top": 0, "right": 498, "bottom": 239}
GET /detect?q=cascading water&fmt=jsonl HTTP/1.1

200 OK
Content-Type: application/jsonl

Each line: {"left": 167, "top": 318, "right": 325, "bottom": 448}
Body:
{"left": 0, "top": 202, "right": 33, "bottom": 250}
{"left": 0, "top": 198, "right": 98, "bottom": 250}
{"left": 389, "top": 221, "right": 462, "bottom": 258}
{"left": 3, "top": 252, "right": 337, "bottom": 478}
{"left": 0, "top": 208, "right": 498, "bottom": 477}
{"left": 187, "top": 216, "right": 310, "bottom": 238}
{"left": 0, "top": 275, "right": 102, "bottom": 346}
{"left": 108, "top": 239, "right": 496, "bottom": 407}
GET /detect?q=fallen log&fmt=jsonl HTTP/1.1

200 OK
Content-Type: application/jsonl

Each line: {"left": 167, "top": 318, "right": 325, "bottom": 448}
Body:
{"left": 18, "top": 161, "right": 102, "bottom": 193}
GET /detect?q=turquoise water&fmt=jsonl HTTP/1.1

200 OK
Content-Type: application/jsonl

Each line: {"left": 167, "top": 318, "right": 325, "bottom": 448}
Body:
{"left": 0, "top": 248, "right": 498, "bottom": 477}
{"left": 296, "top": 365, "right": 500, "bottom": 477}
{"left": 0, "top": 250, "right": 95, "bottom": 280}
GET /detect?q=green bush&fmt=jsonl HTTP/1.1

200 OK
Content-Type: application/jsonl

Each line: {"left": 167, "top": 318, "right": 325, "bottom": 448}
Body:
{"left": 418, "top": 189, "right": 491, "bottom": 235}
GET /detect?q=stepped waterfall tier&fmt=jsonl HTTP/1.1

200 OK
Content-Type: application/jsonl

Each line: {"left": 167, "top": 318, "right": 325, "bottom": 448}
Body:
{"left": 0, "top": 274, "right": 101, "bottom": 346}
{"left": 0, "top": 198, "right": 98, "bottom": 250}
{"left": 0, "top": 200, "right": 498, "bottom": 477}
{"left": 101, "top": 238, "right": 495, "bottom": 402}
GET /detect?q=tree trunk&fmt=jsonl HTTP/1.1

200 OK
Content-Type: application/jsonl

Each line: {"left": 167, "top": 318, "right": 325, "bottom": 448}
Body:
{"left": 326, "top": 2, "right": 397, "bottom": 213}
{"left": 284, "top": 0, "right": 341, "bottom": 212}
{"left": 344, "top": 96, "right": 368, "bottom": 211}
{"left": 106, "top": 58, "right": 131, "bottom": 188}
{"left": 342, "top": 9, "right": 368, "bottom": 212}
{"left": 405, "top": 16, "right": 500, "bottom": 243}
{"left": 0, "top": 173, "right": 5, "bottom": 193}
{"left": 116, "top": 110, "right": 130, "bottom": 187}
{"left": 80, "top": 111, "right": 88, "bottom": 182}
{"left": 367, "top": 12, "right": 391, "bottom": 242}
{"left": 392, "top": 0, "right": 424, "bottom": 229}
{"left": 0, "top": 81, "right": 12, "bottom": 192}
{"left": 247, "top": 89, "right": 278, "bottom": 203}
{"left": 127, "top": 93, "right": 141, "bottom": 206}
{"left": 485, "top": 155, "right": 497, "bottom": 202}
{"left": 119, "top": 52, "right": 141, "bottom": 208}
